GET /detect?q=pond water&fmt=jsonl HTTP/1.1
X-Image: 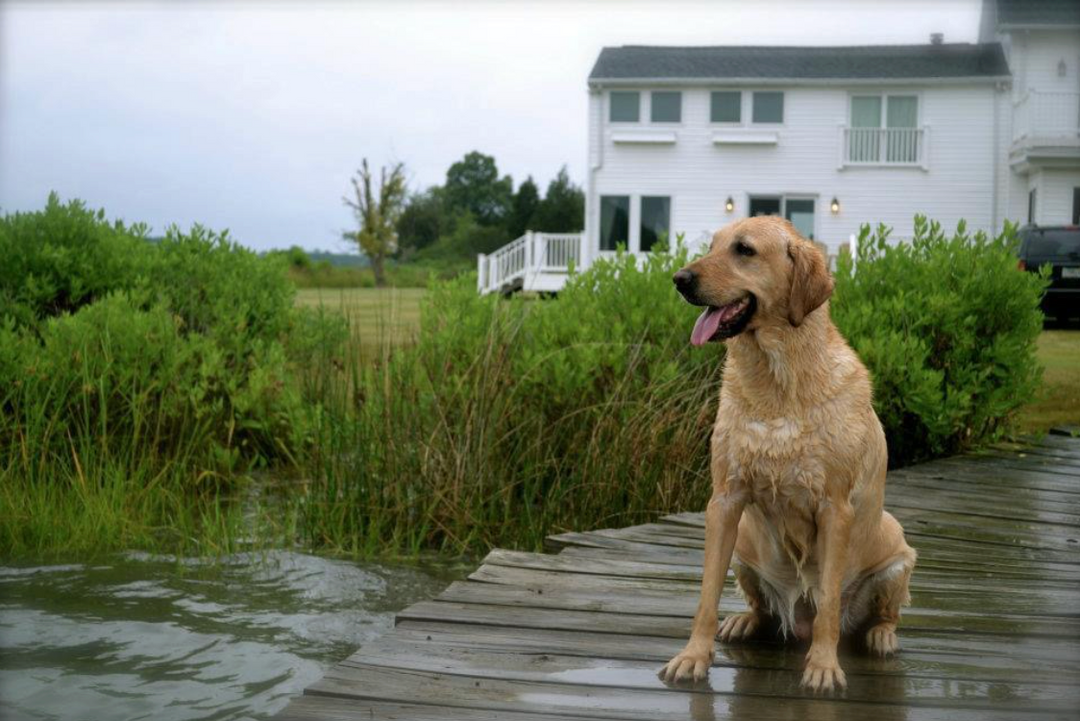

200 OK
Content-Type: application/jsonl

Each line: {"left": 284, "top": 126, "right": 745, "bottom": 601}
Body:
{"left": 0, "top": 550, "right": 463, "bottom": 721}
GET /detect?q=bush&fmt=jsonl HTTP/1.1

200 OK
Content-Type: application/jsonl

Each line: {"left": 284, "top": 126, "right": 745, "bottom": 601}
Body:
{"left": 833, "top": 216, "right": 1047, "bottom": 465}
{"left": 0, "top": 196, "right": 345, "bottom": 483}
{"left": 302, "top": 238, "right": 724, "bottom": 553}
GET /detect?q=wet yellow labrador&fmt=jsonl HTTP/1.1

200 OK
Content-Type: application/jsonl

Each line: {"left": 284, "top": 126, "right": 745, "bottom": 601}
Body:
{"left": 661, "top": 216, "right": 916, "bottom": 692}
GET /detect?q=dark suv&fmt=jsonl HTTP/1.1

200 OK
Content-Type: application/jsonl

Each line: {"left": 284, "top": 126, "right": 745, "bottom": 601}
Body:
{"left": 1018, "top": 225, "right": 1080, "bottom": 323}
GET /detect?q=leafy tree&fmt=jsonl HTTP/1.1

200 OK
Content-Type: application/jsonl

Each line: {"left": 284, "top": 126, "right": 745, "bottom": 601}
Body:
{"left": 533, "top": 166, "right": 584, "bottom": 233}
{"left": 343, "top": 159, "right": 406, "bottom": 287}
{"left": 444, "top": 151, "right": 512, "bottom": 227}
{"left": 508, "top": 177, "right": 540, "bottom": 238}
{"left": 396, "top": 187, "right": 446, "bottom": 255}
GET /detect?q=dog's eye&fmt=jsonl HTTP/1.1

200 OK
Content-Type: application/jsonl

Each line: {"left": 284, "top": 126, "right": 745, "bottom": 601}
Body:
{"left": 734, "top": 241, "right": 756, "bottom": 257}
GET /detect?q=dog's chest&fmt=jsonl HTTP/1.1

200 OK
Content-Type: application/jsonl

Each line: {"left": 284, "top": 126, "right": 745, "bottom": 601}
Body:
{"left": 723, "top": 416, "right": 827, "bottom": 565}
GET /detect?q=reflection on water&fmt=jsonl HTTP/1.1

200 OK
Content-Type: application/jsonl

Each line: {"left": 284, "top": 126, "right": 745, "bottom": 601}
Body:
{"left": 0, "top": 550, "right": 460, "bottom": 721}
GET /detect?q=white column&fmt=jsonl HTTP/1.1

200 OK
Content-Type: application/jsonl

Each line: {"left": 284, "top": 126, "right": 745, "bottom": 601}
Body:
{"left": 477, "top": 253, "right": 487, "bottom": 292}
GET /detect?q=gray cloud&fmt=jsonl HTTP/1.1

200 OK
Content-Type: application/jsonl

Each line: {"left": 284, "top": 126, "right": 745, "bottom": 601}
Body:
{"left": 0, "top": 0, "right": 980, "bottom": 251}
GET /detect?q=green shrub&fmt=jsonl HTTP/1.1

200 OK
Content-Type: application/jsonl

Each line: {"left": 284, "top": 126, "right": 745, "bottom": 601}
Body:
{"left": 833, "top": 216, "right": 1047, "bottom": 465}
{"left": 301, "top": 239, "right": 724, "bottom": 553}
{"left": 0, "top": 197, "right": 347, "bottom": 554}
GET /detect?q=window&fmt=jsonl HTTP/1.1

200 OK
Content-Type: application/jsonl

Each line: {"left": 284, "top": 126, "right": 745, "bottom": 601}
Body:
{"left": 849, "top": 95, "right": 919, "bottom": 163}
{"left": 1073, "top": 188, "right": 1079, "bottom": 225}
{"left": 752, "top": 92, "right": 783, "bottom": 123}
{"left": 640, "top": 196, "right": 671, "bottom": 251}
{"left": 651, "top": 92, "right": 681, "bottom": 122}
{"left": 610, "top": 92, "right": 640, "bottom": 122}
{"left": 749, "top": 197, "right": 781, "bottom": 217}
{"left": 1029, "top": 189, "right": 1037, "bottom": 225}
{"left": 710, "top": 91, "right": 741, "bottom": 123}
{"left": 600, "top": 196, "right": 630, "bottom": 251}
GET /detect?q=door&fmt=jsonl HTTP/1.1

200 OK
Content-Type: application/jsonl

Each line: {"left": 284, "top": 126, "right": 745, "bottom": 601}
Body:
{"left": 785, "top": 199, "right": 815, "bottom": 240}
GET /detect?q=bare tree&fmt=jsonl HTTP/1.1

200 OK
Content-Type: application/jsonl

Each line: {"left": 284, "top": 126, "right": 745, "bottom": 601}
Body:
{"left": 343, "top": 159, "right": 407, "bottom": 287}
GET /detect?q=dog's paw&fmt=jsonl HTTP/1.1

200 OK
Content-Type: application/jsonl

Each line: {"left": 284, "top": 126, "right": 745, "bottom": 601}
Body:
{"left": 866, "top": 623, "right": 898, "bottom": 656}
{"left": 717, "top": 611, "right": 760, "bottom": 642}
{"left": 801, "top": 652, "right": 847, "bottom": 693}
{"left": 659, "top": 644, "right": 713, "bottom": 684}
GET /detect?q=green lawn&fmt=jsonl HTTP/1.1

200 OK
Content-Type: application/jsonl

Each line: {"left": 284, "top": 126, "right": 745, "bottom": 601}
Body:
{"left": 1015, "top": 329, "right": 1080, "bottom": 435}
{"left": 295, "top": 287, "right": 426, "bottom": 349}
{"left": 295, "top": 287, "right": 1079, "bottom": 435}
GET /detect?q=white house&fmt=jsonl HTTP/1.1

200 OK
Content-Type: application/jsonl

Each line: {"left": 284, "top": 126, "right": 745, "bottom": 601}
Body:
{"left": 478, "top": 0, "right": 1080, "bottom": 294}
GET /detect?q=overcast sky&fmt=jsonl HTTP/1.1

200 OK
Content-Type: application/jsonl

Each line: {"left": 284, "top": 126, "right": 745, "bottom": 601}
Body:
{"left": 0, "top": 0, "right": 983, "bottom": 252}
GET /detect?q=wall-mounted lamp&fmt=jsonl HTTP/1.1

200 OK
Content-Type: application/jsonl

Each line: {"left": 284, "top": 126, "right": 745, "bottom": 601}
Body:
{"left": 725, "top": 196, "right": 735, "bottom": 213}
{"left": 1059, "top": 59, "right": 1067, "bottom": 77}
{"left": 830, "top": 197, "right": 841, "bottom": 214}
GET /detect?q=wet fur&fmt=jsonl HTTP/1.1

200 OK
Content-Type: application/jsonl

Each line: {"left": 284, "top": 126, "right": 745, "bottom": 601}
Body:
{"left": 661, "top": 217, "right": 916, "bottom": 692}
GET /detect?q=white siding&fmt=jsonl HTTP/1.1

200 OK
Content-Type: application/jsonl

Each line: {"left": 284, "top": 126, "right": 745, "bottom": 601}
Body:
{"left": 1035, "top": 168, "right": 1080, "bottom": 224}
{"left": 1009, "top": 30, "right": 1080, "bottom": 98}
{"left": 588, "top": 84, "right": 1005, "bottom": 256}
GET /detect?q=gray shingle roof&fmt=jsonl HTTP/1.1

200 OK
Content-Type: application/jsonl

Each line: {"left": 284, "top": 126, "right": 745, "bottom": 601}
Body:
{"left": 996, "top": 0, "right": 1080, "bottom": 27}
{"left": 588, "top": 43, "right": 1010, "bottom": 83}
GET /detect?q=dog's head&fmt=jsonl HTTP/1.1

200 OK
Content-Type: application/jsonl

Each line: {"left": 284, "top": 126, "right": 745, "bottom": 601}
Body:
{"left": 673, "top": 216, "right": 833, "bottom": 345}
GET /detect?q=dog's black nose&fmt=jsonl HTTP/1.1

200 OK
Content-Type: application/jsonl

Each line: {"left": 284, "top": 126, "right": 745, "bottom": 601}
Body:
{"left": 673, "top": 269, "right": 695, "bottom": 291}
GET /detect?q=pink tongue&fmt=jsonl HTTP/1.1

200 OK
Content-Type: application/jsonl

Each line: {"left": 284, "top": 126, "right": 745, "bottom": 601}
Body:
{"left": 691, "top": 307, "right": 723, "bottom": 346}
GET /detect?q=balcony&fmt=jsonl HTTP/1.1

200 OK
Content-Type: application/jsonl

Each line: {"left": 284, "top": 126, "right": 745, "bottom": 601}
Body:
{"left": 1011, "top": 90, "right": 1080, "bottom": 170}
{"left": 840, "top": 126, "right": 927, "bottom": 170}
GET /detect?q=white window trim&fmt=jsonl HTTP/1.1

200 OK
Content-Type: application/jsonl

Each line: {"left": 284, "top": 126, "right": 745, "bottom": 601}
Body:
{"left": 847, "top": 91, "right": 923, "bottom": 130}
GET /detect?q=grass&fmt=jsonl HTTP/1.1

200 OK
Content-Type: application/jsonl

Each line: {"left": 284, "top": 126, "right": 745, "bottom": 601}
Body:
{"left": 1014, "top": 329, "right": 1080, "bottom": 434}
{"left": 295, "top": 287, "right": 426, "bottom": 350}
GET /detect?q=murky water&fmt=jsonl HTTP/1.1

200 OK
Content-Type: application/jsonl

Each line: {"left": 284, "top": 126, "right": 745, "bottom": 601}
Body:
{"left": 0, "top": 550, "right": 463, "bottom": 721}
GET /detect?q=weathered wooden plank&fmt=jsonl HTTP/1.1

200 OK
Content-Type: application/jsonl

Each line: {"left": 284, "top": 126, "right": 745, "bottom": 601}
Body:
{"left": 401, "top": 593, "right": 1080, "bottom": 641}
{"left": 311, "top": 661, "right": 1072, "bottom": 721}
{"left": 548, "top": 530, "right": 1080, "bottom": 581}
{"left": 480, "top": 545, "right": 1080, "bottom": 601}
{"left": 391, "top": 620, "right": 1080, "bottom": 686}
{"left": 275, "top": 695, "right": 606, "bottom": 721}
{"left": 340, "top": 634, "right": 1080, "bottom": 712}
{"left": 448, "top": 573, "right": 1080, "bottom": 629}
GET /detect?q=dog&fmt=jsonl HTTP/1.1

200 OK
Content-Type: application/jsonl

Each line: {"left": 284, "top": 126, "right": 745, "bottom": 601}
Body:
{"left": 660, "top": 216, "right": 916, "bottom": 692}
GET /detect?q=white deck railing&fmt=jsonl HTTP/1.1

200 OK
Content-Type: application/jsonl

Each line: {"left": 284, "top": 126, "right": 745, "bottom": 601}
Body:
{"left": 841, "top": 126, "right": 927, "bottom": 168}
{"left": 477, "top": 231, "right": 585, "bottom": 294}
{"left": 1013, "top": 90, "right": 1080, "bottom": 141}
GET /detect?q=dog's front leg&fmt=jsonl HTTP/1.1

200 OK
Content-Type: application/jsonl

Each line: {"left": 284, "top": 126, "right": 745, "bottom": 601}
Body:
{"left": 660, "top": 491, "right": 745, "bottom": 683}
{"left": 803, "top": 499, "right": 854, "bottom": 692}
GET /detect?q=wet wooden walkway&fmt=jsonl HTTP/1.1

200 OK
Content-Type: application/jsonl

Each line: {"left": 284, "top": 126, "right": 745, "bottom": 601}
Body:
{"left": 276, "top": 430, "right": 1080, "bottom": 721}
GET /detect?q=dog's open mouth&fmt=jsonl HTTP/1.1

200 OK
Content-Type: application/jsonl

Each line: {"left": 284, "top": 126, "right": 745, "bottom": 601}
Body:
{"left": 690, "top": 295, "right": 756, "bottom": 345}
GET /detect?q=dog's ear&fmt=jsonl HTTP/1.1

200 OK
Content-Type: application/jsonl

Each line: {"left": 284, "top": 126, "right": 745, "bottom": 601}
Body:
{"left": 787, "top": 240, "right": 834, "bottom": 327}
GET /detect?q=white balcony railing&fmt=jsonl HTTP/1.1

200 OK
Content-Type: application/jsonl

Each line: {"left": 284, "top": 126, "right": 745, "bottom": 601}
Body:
{"left": 1013, "top": 90, "right": 1080, "bottom": 142}
{"left": 841, "top": 126, "right": 927, "bottom": 168}
{"left": 477, "top": 231, "right": 585, "bottom": 294}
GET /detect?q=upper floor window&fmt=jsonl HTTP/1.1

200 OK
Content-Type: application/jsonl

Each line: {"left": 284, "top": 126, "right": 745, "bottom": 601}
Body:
{"left": 651, "top": 92, "right": 682, "bottom": 122}
{"left": 752, "top": 92, "right": 784, "bottom": 123}
{"left": 710, "top": 91, "right": 741, "bottom": 123}
{"left": 610, "top": 92, "right": 640, "bottom": 122}
{"left": 849, "top": 95, "right": 919, "bottom": 163}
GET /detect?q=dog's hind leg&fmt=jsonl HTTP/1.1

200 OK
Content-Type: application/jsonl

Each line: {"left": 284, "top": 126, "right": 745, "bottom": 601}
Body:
{"left": 718, "top": 564, "right": 768, "bottom": 642}
{"left": 864, "top": 548, "right": 916, "bottom": 656}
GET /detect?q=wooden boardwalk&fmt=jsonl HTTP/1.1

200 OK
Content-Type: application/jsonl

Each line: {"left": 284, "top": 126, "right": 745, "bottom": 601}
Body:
{"left": 276, "top": 430, "right": 1080, "bottom": 721}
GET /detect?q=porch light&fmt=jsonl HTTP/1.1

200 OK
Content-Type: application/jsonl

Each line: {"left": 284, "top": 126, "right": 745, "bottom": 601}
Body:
{"left": 830, "top": 197, "right": 841, "bottom": 214}
{"left": 1058, "top": 59, "right": 1067, "bottom": 77}
{"left": 725, "top": 196, "right": 735, "bottom": 213}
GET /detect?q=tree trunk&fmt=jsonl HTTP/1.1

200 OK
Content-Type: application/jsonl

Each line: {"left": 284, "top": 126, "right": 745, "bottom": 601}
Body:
{"left": 371, "top": 254, "right": 387, "bottom": 287}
